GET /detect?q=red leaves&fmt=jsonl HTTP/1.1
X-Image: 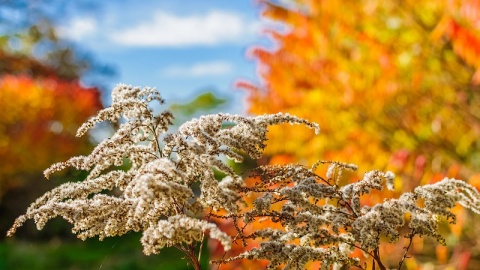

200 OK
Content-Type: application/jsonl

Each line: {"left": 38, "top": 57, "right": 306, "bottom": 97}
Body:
{"left": 228, "top": 0, "right": 480, "bottom": 268}
{"left": 0, "top": 75, "right": 102, "bottom": 195}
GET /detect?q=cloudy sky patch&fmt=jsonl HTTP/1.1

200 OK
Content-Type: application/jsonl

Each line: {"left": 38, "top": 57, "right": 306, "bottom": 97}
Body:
{"left": 55, "top": 1, "right": 264, "bottom": 114}
{"left": 160, "top": 61, "right": 233, "bottom": 77}
{"left": 110, "top": 11, "right": 256, "bottom": 47}
{"left": 58, "top": 17, "right": 98, "bottom": 41}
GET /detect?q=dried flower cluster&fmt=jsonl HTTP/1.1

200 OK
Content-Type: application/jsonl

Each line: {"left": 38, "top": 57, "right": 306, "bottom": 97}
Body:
{"left": 7, "top": 84, "right": 480, "bottom": 269}
{"left": 220, "top": 162, "right": 480, "bottom": 269}
{"left": 7, "top": 84, "right": 319, "bottom": 268}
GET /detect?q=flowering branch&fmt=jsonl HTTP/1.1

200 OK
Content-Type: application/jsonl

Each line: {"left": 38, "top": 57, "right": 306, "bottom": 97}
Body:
{"left": 7, "top": 84, "right": 480, "bottom": 269}
{"left": 7, "top": 84, "right": 319, "bottom": 269}
{"left": 215, "top": 162, "right": 480, "bottom": 269}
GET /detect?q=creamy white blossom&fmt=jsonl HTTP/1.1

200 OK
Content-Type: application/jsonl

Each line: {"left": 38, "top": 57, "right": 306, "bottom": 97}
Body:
{"left": 224, "top": 163, "right": 480, "bottom": 269}
{"left": 7, "top": 83, "right": 480, "bottom": 270}
{"left": 8, "top": 84, "right": 319, "bottom": 262}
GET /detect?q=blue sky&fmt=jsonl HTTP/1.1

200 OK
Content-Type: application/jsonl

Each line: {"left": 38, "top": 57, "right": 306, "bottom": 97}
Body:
{"left": 58, "top": 0, "right": 274, "bottom": 114}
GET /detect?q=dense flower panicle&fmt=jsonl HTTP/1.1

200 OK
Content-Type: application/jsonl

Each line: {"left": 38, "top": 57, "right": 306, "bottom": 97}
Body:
{"left": 414, "top": 178, "right": 480, "bottom": 216}
{"left": 224, "top": 162, "right": 480, "bottom": 269}
{"left": 7, "top": 83, "right": 480, "bottom": 269}
{"left": 322, "top": 161, "right": 358, "bottom": 185}
{"left": 141, "top": 215, "right": 231, "bottom": 255}
{"left": 7, "top": 84, "right": 319, "bottom": 258}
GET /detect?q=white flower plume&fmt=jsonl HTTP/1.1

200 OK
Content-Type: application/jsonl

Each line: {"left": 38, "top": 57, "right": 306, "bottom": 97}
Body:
{"left": 8, "top": 84, "right": 319, "bottom": 256}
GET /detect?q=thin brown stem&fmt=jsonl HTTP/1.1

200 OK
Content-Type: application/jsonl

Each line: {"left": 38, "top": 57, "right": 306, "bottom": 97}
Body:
{"left": 148, "top": 124, "right": 163, "bottom": 157}
{"left": 188, "top": 243, "right": 202, "bottom": 270}
{"left": 372, "top": 247, "right": 387, "bottom": 270}
{"left": 343, "top": 242, "right": 375, "bottom": 259}
{"left": 198, "top": 233, "right": 205, "bottom": 263}
{"left": 398, "top": 229, "right": 415, "bottom": 270}
{"left": 176, "top": 243, "right": 202, "bottom": 270}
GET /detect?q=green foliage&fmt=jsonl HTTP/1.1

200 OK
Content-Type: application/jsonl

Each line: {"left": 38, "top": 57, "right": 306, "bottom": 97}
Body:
{"left": 170, "top": 92, "right": 226, "bottom": 117}
{"left": 1, "top": 233, "right": 210, "bottom": 270}
{"left": 169, "top": 91, "right": 228, "bottom": 126}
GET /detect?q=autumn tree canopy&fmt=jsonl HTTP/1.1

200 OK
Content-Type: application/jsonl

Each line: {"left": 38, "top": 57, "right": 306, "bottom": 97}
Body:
{"left": 224, "top": 0, "right": 480, "bottom": 268}
{"left": 0, "top": 9, "right": 104, "bottom": 198}
{"left": 241, "top": 0, "right": 480, "bottom": 186}
{"left": 0, "top": 75, "right": 102, "bottom": 194}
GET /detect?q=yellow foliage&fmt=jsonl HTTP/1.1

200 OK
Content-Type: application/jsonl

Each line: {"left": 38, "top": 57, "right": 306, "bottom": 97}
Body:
{"left": 0, "top": 75, "right": 102, "bottom": 196}
{"left": 226, "top": 0, "right": 480, "bottom": 268}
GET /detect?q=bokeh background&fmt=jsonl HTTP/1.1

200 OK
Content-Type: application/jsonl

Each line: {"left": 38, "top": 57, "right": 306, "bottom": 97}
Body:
{"left": 2, "top": 0, "right": 480, "bottom": 269}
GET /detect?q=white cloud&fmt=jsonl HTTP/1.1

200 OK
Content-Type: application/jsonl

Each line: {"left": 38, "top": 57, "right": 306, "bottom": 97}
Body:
{"left": 58, "top": 17, "right": 97, "bottom": 41}
{"left": 110, "top": 11, "right": 257, "bottom": 47}
{"left": 160, "top": 61, "right": 233, "bottom": 77}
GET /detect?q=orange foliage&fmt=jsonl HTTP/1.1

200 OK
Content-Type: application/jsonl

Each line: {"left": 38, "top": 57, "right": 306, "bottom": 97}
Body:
{"left": 0, "top": 75, "right": 102, "bottom": 196}
{"left": 244, "top": 1, "right": 480, "bottom": 178}
{"left": 213, "top": 0, "right": 480, "bottom": 268}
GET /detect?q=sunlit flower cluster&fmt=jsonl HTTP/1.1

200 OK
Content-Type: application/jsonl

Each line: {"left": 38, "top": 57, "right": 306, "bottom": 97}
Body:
{"left": 7, "top": 84, "right": 480, "bottom": 269}
{"left": 224, "top": 162, "right": 480, "bottom": 269}
{"left": 7, "top": 84, "right": 319, "bottom": 257}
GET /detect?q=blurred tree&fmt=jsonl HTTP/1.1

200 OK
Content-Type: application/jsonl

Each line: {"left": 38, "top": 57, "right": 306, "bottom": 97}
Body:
{"left": 0, "top": 75, "right": 102, "bottom": 195}
{"left": 241, "top": 0, "right": 480, "bottom": 179}
{"left": 169, "top": 91, "right": 227, "bottom": 125}
{"left": 0, "top": 1, "right": 107, "bottom": 240}
{"left": 212, "top": 0, "right": 480, "bottom": 268}
{"left": 170, "top": 92, "right": 226, "bottom": 117}
{"left": 0, "top": 24, "right": 89, "bottom": 80}
{"left": 0, "top": 0, "right": 113, "bottom": 83}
